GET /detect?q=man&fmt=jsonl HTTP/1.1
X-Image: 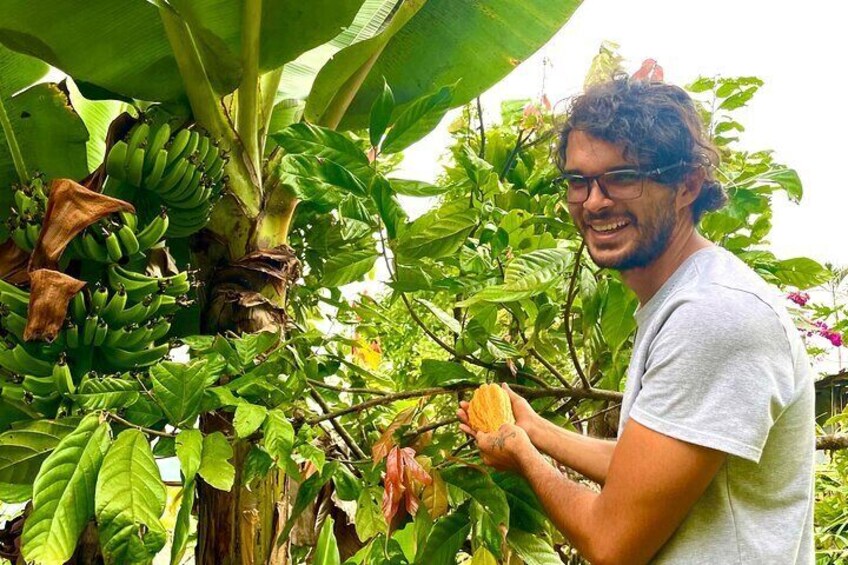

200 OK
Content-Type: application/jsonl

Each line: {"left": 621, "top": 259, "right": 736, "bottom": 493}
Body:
{"left": 457, "top": 78, "right": 815, "bottom": 564}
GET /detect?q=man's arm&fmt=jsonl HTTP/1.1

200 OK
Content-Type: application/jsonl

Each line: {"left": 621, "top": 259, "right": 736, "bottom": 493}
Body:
{"left": 474, "top": 419, "right": 726, "bottom": 565}
{"left": 527, "top": 416, "right": 616, "bottom": 485}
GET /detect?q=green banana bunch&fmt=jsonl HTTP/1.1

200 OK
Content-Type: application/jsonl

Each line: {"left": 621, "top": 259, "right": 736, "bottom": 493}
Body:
{"left": 106, "top": 264, "right": 191, "bottom": 302}
{"left": 67, "top": 208, "right": 169, "bottom": 264}
{"left": 102, "top": 119, "right": 229, "bottom": 238}
{"left": 6, "top": 175, "right": 50, "bottom": 252}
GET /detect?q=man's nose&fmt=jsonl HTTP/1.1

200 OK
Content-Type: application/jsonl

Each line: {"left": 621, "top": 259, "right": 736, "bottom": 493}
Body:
{"left": 582, "top": 179, "right": 614, "bottom": 213}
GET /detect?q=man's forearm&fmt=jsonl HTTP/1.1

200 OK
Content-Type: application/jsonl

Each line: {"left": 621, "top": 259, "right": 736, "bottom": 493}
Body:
{"left": 516, "top": 446, "right": 606, "bottom": 563}
{"left": 530, "top": 417, "right": 616, "bottom": 484}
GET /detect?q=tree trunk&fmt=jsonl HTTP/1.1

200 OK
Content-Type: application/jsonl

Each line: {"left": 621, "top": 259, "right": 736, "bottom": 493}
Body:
{"left": 196, "top": 412, "right": 289, "bottom": 565}
{"left": 192, "top": 236, "right": 299, "bottom": 565}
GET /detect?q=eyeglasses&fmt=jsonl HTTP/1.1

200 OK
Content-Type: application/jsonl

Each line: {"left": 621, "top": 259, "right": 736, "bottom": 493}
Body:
{"left": 554, "top": 161, "right": 690, "bottom": 204}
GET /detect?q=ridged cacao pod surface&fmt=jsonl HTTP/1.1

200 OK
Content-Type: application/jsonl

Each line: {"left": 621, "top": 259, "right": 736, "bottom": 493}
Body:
{"left": 468, "top": 383, "right": 515, "bottom": 433}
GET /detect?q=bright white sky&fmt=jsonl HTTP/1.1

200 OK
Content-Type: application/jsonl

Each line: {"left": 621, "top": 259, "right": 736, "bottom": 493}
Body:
{"left": 396, "top": 0, "right": 848, "bottom": 268}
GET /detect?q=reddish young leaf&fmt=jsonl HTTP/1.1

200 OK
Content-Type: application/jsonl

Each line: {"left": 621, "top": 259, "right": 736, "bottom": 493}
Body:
{"left": 631, "top": 59, "right": 664, "bottom": 83}
{"left": 371, "top": 406, "right": 417, "bottom": 464}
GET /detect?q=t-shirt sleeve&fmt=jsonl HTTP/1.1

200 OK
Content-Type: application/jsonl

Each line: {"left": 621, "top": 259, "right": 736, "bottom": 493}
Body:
{"left": 628, "top": 289, "right": 796, "bottom": 463}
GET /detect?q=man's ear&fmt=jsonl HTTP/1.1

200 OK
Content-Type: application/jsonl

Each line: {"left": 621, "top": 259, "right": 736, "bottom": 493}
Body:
{"left": 676, "top": 167, "right": 706, "bottom": 209}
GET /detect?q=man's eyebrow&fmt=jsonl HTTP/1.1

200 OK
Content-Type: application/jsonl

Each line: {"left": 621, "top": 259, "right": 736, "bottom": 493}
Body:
{"left": 562, "top": 164, "right": 637, "bottom": 175}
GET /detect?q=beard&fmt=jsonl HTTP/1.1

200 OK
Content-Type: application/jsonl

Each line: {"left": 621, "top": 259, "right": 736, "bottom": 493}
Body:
{"left": 584, "top": 206, "right": 677, "bottom": 271}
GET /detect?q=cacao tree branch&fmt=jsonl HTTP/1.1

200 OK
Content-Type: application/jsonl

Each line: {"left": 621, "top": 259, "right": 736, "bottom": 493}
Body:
{"left": 307, "top": 388, "right": 368, "bottom": 460}
{"left": 817, "top": 434, "right": 848, "bottom": 451}
{"left": 305, "top": 384, "right": 623, "bottom": 426}
{"left": 0, "top": 95, "right": 28, "bottom": 184}
{"left": 306, "top": 378, "right": 387, "bottom": 396}
{"left": 402, "top": 417, "right": 458, "bottom": 441}
{"left": 563, "top": 241, "right": 592, "bottom": 388}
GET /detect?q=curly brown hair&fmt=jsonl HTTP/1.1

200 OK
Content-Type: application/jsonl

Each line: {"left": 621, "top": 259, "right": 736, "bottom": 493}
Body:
{"left": 556, "top": 78, "right": 726, "bottom": 222}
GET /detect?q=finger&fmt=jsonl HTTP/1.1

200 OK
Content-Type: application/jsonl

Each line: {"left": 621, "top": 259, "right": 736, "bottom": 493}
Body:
{"left": 459, "top": 424, "right": 476, "bottom": 438}
{"left": 459, "top": 400, "right": 469, "bottom": 409}
{"left": 456, "top": 409, "right": 470, "bottom": 425}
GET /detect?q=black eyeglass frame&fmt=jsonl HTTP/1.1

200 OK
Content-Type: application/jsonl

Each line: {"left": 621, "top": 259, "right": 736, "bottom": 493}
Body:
{"left": 555, "top": 161, "right": 692, "bottom": 204}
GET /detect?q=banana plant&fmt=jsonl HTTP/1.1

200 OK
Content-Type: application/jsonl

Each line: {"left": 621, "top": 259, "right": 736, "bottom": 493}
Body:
{"left": 0, "top": 1, "right": 581, "bottom": 563}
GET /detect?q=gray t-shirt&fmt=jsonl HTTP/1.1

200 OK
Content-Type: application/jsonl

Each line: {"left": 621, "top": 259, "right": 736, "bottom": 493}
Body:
{"left": 617, "top": 245, "right": 815, "bottom": 564}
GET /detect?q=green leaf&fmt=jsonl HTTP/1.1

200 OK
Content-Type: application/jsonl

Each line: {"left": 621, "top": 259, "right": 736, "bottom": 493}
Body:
{"left": 759, "top": 167, "right": 803, "bottom": 202}
{"left": 415, "top": 504, "right": 472, "bottom": 565}
{"left": 772, "top": 257, "right": 831, "bottom": 289}
{"left": 305, "top": 0, "right": 425, "bottom": 126}
{"left": 170, "top": 480, "right": 196, "bottom": 565}
{"left": 243, "top": 445, "right": 274, "bottom": 487}
{"left": 150, "top": 359, "right": 209, "bottom": 427}
{"left": 234, "top": 402, "right": 268, "bottom": 439}
{"left": 71, "top": 377, "right": 141, "bottom": 411}
{"left": 600, "top": 279, "right": 638, "bottom": 354}
{"left": 175, "top": 429, "right": 203, "bottom": 483}
{"left": 337, "top": 0, "right": 581, "bottom": 129}
{"left": 395, "top": 208, "right": 478, "bottom": 262}
{"left": 381, "top": 83, "right": 455, "bottom": 154}
{"left": 389, "top": 178, "right": 451, "bottom": 197}
{"left": 415, "top": 299, "right": 461, "bottom": 334}
{"left": 0, "top": 44, "right": 49, "bottom": 98}
{"left": 333, "top": 464, "right": 361, "bottom": 501}
{"left": 95, "top": 429, "right": 167, "bottom": 564}
{"left": 67, "top": 79, "right": 128, "bottom": 172}
{"left": 0, "top": 1, "right": 363, "bottom": 101}
{"left": 491, "top": 472, "right": 547, "bottom": 533}
{"left": 460, "top": 248, "right": 572, "bottom": 306}
{"left": 263, "top": 409, "right": 295, "bottom": 470}
{"left": 322, "top": 248, "right": 379, "bottom": 287}
{"left": 0, "top": 83, "right": 89, "bottom": 238}
{"left": 271, "top": 122, "right": 371, "bottom": 180}
{"left": 371, "top": 174, "right": 407, "bottom": 239}
{"left": 370, "top": 78, "right": 395, "bottom": 147}
{"left": 355, "top": 487, "right": 386, "bottom": 542}
{"left": 440, "top": 466, "right": 509, "bottom": 528}
{"left": 419, "top": 360, "right": 480, "bottom": 388}
{"left": 198, "top": 432, "right": 234, "bottom": 492}
{"left": 0, "top": 418, "right": 79, "bottom": 503}
{"left": 278, "top": 153, "right": 368, "bottom": 205}
{"left": 21, "top": 414, "right": 111, "bottom": 565}
{"left": 506, "top": 529, "right": 561, "bottom": 565}
{"left": 314, "top": 516, "right": 342, "bottom": 565}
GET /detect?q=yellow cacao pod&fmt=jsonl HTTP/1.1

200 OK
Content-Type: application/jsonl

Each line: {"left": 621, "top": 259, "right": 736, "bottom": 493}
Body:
{"left": 468, "top": 383, "right": 515, "bottom": 433}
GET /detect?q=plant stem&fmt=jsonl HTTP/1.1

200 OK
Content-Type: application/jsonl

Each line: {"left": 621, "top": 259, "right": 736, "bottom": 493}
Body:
{"left": 319, "top": 46, "right": 386, "bottom": 129}
{"left": 158, "top": 5, "right": 261, "bottom": 218}
{"left": 0, "top": 95, "right": 28, "bottom": 184}
{"left": 105, "top": 411, "right": 177, "bottom": 438}
{"left": 259, "top": 67, "right": 284, "bottom": 153}
{"left": 237, "top": 0, "right": 263, "bottom": 189}
{"left": 308, "top": 388, "right": 368, "bottom": 460}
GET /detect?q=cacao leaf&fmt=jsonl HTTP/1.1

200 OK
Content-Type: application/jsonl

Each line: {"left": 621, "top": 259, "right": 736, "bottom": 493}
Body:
{"left": 150, "top": 359, "right": 209, "bottom": 427}
{"left": 21, "top": 414, "right": 110, "bottom": 565}
{"left": 198, "top": 431, "right": 234, "bottom": 492}
{"left": 233, "top": 402, "right": 267, "bottom": 439}
{"left": 414, "top": 503, "right": 472, "bottom": 565}
{"left": 314, "top": 516, "right": 341, "bottom": 565}
{"left": 95, "top": 429, "right": 167, "bottom": 563}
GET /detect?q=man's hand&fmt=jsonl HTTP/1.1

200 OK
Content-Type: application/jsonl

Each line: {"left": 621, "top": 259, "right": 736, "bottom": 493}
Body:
{"left": 463, "top": 422, "right": 536, "bottom": 473}
{"left": 501, "top": 383, "right": 542, "bottom": 436}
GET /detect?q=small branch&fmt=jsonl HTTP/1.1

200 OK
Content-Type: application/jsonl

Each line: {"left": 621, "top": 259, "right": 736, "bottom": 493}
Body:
{"left": 817, "top": 434, "right": 848, "bottom": 451}
{"left": 308, "top": 388, "right": 368, "bottom": 460}
{"left": 570, "top": 403, "right": 622, "bottom": 427}
{"left": 563, "top": 242, "right": 591, "bottom": 388}
{"left": 499, "top": 129, "right": 527, "bottom": 180}
{"left": 476, "top": 96, "right": 486, "bottom": 158}
{"left": 306, "top": 378, "right": 387, "bottom": 396}
{"left": 0, "top": 95, "right": 28, "bottom": 184}
{"left": 105, "top": 412, "right": 177, "bottom": 439}
{"left": 529, "top": 348, "right": 571, "bottom": 388}
{"left": 401, "top": 417, "right": 458, "bottom": 441}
